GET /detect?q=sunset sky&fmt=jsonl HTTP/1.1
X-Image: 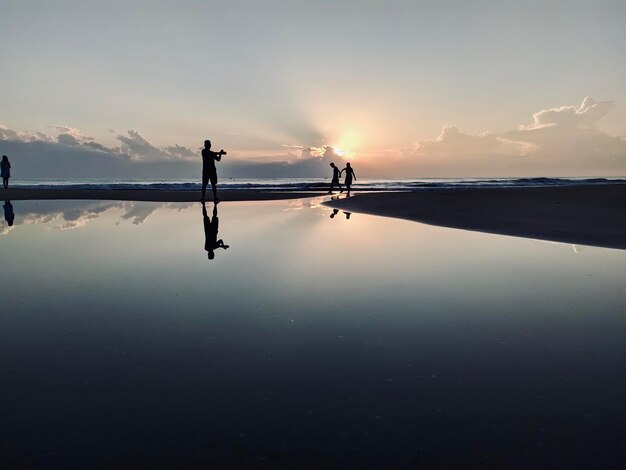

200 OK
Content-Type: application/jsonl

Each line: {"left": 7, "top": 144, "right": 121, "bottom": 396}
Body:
{"left": 1, "top": 0, "right": 625, "bottom": 177}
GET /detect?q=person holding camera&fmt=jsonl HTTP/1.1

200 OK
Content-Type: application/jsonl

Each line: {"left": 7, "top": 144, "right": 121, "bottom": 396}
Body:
{"left": 201, "top": 140, "right": 227, "bottom": 203}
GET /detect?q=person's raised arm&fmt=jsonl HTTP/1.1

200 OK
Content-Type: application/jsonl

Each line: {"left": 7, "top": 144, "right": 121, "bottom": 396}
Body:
{"left": 215, "top": 149, "right": 227, "bottom": 161}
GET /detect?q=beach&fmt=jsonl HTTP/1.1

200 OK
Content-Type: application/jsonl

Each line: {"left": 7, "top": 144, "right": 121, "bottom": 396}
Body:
{"left": 326, "top": 183, "right": 626, "bottom": 250}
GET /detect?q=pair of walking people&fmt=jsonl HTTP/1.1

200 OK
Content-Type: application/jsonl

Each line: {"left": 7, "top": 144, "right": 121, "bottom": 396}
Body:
{"left": 329, "top": 162, "right": 356, "bottom": 195}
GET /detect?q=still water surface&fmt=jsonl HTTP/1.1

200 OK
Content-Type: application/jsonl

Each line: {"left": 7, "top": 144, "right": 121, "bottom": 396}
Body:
{"left": 1, "top": 199, "right": 625, "bottom": 467}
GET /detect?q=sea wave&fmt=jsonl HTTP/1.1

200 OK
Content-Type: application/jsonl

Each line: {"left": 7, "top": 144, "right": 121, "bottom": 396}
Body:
{"left": 10, "top": 177, "right": 626, "bottom": 192}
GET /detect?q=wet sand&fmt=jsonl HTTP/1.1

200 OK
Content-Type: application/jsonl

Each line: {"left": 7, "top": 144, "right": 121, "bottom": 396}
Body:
{"left": 1, "top": 188, "right": 320, "bottom": 202}
{"left": 326, "top": 184, "right": 626, "bottom": 250}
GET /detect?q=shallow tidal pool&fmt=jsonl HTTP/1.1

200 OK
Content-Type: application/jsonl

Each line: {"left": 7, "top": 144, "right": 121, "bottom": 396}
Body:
{"left": 1, "top": 199, "right": 626, "bottom": 467}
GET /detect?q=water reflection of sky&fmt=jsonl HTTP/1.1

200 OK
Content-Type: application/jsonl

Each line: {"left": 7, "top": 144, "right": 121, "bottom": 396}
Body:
{"left": 1, "top": 200, "right": 626, "bottom": 467}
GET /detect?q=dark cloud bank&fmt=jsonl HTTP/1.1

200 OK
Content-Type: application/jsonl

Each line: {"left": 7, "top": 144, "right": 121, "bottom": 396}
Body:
{"left": 1, "top": 98, "right": 625, "bottom": 180}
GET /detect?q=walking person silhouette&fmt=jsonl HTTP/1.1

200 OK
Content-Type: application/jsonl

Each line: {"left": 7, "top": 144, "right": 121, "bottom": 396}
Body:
{"left": 1, "top": 155, "right": 11, "bottom": 189}
{"left": 201, "top": 140, "right": 227, "bottom": 202}
{"left": 328, "top": 162, "right": 342, "bottom": 194}
{"left": 202, "top": 202, "right": 229, "bottom": 260}
{"left": 342, "top": 162, "right": 356, "bottom": 196}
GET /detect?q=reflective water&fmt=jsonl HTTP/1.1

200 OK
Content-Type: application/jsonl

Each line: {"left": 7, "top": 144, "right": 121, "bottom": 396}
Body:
{"left": 1, "top": 200, "right": 626, "bottom": 467}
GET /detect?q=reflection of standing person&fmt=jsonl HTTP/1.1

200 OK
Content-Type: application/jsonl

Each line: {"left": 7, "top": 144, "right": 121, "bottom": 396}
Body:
{"left": 328, "top": 162, "right": 342, "bottom": 194}
{"left": 1, "top": 155, "right": 10, "bottom": 189}
{"left": 203, "top": 202, "right": 229, "bottom": 260}
{"left": 201, "top": 140, "right": 227, "bottom": 203}
{"left": 3, "top": 200, "right": 14, "bottom": 226}
{"left": 342, "top": 162, "right": 356, "bottom": 195}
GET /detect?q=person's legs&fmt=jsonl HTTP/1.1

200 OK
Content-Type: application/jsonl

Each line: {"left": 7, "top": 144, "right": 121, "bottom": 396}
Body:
{"left": 201, "top": 174, "right": 208, "bottom": 201}
{"left": 211, "top": 175, "right": 219, "bottom": 203}
{"left": 2, "top": 178, "right": 7, "bottom": 189}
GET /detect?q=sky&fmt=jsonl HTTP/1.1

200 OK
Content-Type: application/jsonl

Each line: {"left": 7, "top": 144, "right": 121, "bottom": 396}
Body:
{"left": 1, "top": 0, "right": 625, "bottom": 178}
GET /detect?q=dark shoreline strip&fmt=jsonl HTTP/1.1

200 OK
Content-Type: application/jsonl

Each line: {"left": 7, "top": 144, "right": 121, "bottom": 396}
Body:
{"left": 326, "top": 184, "right": 626, "bottom": 250}
{"left": 0, "top": 188, "right": 321, "bottom": 202}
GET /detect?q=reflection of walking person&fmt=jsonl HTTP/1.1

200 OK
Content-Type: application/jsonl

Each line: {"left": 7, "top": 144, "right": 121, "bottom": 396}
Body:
{"left": 329, "top": 208, "right": 351, "bottom": 220}
{"left": 202, "top": 140, "right": 226, "bottom": 203}
{"left": 328, "top": 162, "right": 342, "bottom": 194}
{"left": 3, "top": 200, "right": 14, "bottom": 226}
{"left": 1, "top": 155, "right": 11, "bottom": 189}
{"left": 203, "top": 202, "right": 229, "bottom": 260}
{"left": 342, "top": 162, "right": 356, "bottom": 196}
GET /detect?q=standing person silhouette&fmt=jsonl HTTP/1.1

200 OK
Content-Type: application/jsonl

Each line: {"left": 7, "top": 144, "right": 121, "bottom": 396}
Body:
{"left": 201, "top": 140, "right": 227, "bottom": 202}
{"left": 202, "top": 202, "right": 229, "bottom": 260}
{"left": 1, "top": 155, "right": 11, "bottom": 189}
{"left": 328, "top": 162, "right": 342, "bottom": 194}
{"left": 342, "top": 162, "right": 356, "bottom": 196}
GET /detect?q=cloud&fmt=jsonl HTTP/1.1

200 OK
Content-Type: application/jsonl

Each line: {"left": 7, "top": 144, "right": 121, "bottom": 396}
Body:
{"left": 322, "top": 146, "right": 342, "bottom": 160}
{"left": 282, "top": 144, "right": 324, "bottom": 159}
{"left": 410, "top": 97, "right": 626, "bottom": 176}
{"left": 0, "top": 124, "right": 204, "bottom": 179}
{"left": 117, "top": 129, "right": 170, "bottom": 160}
{"left": 1, "top": 98, "right": 624, "bottom": 180}
{"left": 0, "top": 125, "right": 20, "bottom": 141}
{"left": 415, "top": 126, "right": 501, "bottom": 158}
{"left": 165, "top": 144, "right": 197, "bottom": 159}
{"left": 524, "top": 97, "right": 613, "bottom": 130}
{"left": 500, "top": 98, "right": 626, "bottom": 172}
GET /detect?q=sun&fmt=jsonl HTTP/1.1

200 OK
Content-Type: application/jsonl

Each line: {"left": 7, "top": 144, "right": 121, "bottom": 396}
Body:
{"left": 331, "top": 146, "right": 355, "bottom": 159}
{"left": 334, "top": 147, "right": 347, "bottom": 157}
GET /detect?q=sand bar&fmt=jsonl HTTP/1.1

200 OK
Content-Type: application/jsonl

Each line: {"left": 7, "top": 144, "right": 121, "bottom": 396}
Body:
{"left": 1, "top": 188, "right": 321, "bottom": 202}
{"left": 326, "top": 184, "right": 626, "bottom": 250}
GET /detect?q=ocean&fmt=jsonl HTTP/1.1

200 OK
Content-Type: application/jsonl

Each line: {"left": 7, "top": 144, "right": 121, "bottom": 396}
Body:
{"left": 9, "top": 176, "right": 626, "bottom": 192}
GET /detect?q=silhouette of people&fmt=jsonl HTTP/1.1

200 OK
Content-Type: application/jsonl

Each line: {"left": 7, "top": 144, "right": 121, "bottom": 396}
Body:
{"left": 201, "top": 140, "right": 227, "bottom": 203}
{"left": 3, "top": 200, "right": 14, "bottom": 226}
{"left": 203, "top": 202, "right": 229, "bottom": 260}
{"left": 1, "top": 155, "right": 10, "bottom": 189}
{"left": 328, "top": 162, "right": 342, "bottom": 194}
{"left": 341, "top": 162, "right": 356, "bottom": 196}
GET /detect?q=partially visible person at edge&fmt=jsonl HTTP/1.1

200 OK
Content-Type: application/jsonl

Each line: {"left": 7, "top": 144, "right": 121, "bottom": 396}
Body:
{"left": 328, "top": 162, "right": 342, "bottom": 194}
{"left": 342, "top": 162, "right": 356, "bottom": 195}
{"left": 201, "top": 140, "right": 226, "bottom": 203}
{"left": 1, "top": 155, "right": 11, "bottom": 189}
